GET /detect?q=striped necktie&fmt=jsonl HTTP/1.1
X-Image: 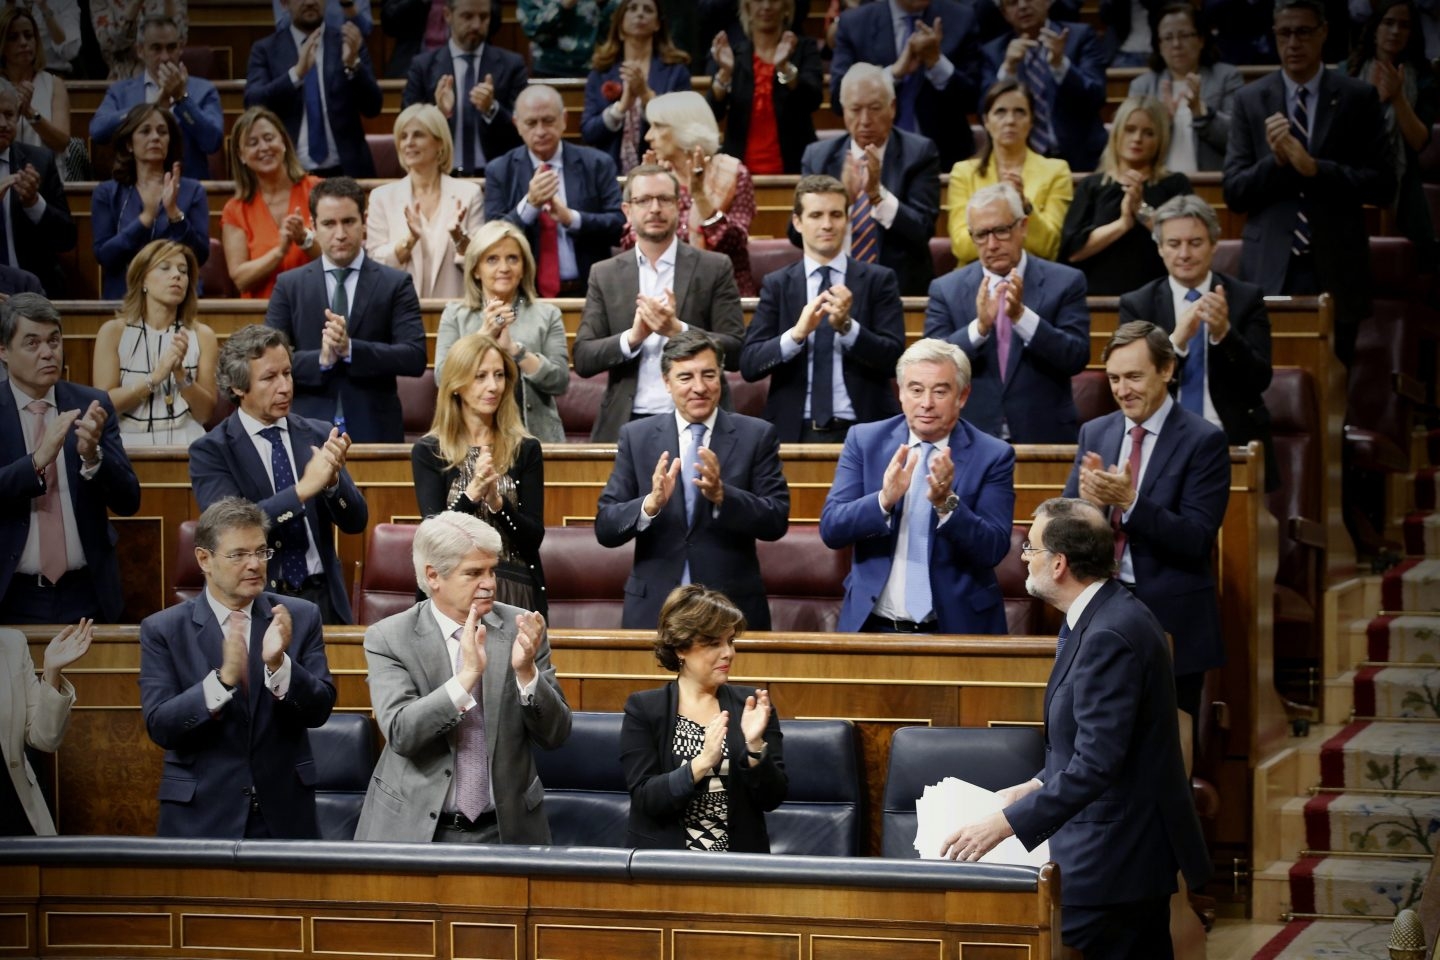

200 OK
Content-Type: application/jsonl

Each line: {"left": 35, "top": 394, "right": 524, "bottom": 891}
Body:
{"left": 850, "top": 192, "right": 878, "bottom": 263}
{"left": 1290, "top": 87, "right": 1312, "bottom": 256}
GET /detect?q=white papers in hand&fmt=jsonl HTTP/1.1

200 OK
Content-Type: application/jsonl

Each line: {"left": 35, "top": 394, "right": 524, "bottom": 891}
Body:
{"left": 913, "top": 777, "right": 1050, "bottom": 866}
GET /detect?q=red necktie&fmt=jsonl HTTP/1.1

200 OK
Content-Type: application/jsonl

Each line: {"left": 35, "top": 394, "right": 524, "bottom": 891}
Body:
{"left": 1113, "top": 424, "right": 1147, "bottom": 562}
{"left": 27, "top": 400, "right": 68, "bottom": 584}
{"left": 537, "top": 163, "right": 561, "bottom": 298}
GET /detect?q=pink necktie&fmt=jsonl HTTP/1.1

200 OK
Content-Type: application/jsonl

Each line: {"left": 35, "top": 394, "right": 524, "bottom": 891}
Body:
{"left": 26, "top": 400, "right": 68, "bottom": 584}
{"left": 452, "top": 629, "right": 490, "bottom": 821}
{"left": 537, "top": 163, "right": 561, "bottom": 298}
{"left": 1113, "top": 424, "right": 1147, "bottom": 561}
{"left": 995, "top": 279, "right": 1014, "bottom": 383}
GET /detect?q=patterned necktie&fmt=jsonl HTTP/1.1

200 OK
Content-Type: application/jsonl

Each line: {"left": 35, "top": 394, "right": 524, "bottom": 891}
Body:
{"left": 1178, "top": 288, "right": 1206, "bottom": 414}
{"left": 849, "top": 191, "right": 878, "bottom": 263}
{"left": 1113, "top": 424, "right": 1147, "bottom": 561}
{"left": 1291, "top": 87, "right": 1312, "bottom": 256}
{"left": 457, "top": 53, "right": 477, "bottom": 174}
{"left": 895, "top": 14, "right": 921, "bottom": 132}
{"left": 536, "top": 162, "right": 561, "bottom": 297}
{"left": 257, "top": 425, "right": 310, "bottom": 589}
{"left": 903, "top": 441, "right": 936, "bottom": 623}
{"left": 303, "top": 56, "right": 327, "bottom": 166}
{"left": 452, "top": 628, "right": 490, "bottom": 821}
{"left": 1023, "top": 44, "right": 1055, "bottom": 154}
{"left": 1054, "top": 621, "right": 1071, "bottom": 661}
{"left": 811, "top": 264, "right": 835, "bottom": 427}
{"left": 681, "top": 421, "right": 706, "bottom": 524}
{"left": 26, "top": 400, "right": 68, "bottom": 584}
{"left": 994, "top": 277, "right": 1014, "bottom": 383}
{"left": 226, "top": 610, "right": 250, "bottom": 692}
{"left": 620, "top": 97, "right": 643, "bottom": 174}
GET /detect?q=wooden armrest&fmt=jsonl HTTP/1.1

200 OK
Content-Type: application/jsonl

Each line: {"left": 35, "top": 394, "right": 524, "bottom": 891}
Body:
{"left": 1287, "top": 516, "right": 1327, "bottom": 549}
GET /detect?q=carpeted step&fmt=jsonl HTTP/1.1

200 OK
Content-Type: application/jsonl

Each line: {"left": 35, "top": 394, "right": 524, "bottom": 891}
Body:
{"left": 1302, "top": 792, "right": 1440, "bottom": 856}
{"left": 1354, "top": 665, "right": 1440, "bottom": 718}
{"left": 1318, "top": 721, "right": 1440, "bottom": 791}
{"left": 1254, "top": 918, "right": 1392, "bottom": 959}
{"left": 1382, "top": 559, "right": 1440, "bottom": 611}
{"left": 1403, "top": 511, "right": 1438, "bottom": 556}
{"left": 1366, "top": 615, "right": 1440, "bottom": 663}
{"left": 1288, "top": 855, "right": 1429, "bottom": 917}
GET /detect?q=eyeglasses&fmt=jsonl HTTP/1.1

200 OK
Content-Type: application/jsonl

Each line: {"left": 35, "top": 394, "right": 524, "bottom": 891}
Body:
{"left": 969, "top": 218, "right": 1022, "bottom": 243}
{"left": 218, "top": 548, "right": 275, "bottom": 563}
{"left": 1020, "top": 541, "right": 1050, "bottom": 557}
{"left": 1159, "top": 30, "right": 1198, "bottom": 44}
{"left": 627, "top": 194, "right": 678, "bottom": 208}
{"left": 1274, "top": 25, "right": 1320, "bottom": 41}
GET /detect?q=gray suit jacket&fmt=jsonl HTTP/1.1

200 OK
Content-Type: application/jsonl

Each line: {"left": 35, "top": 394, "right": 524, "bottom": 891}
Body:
{"left": 572, "top": 243, "right": 745, "bottom": 442}
{"left": 1127, "top": 63, "right": 1243, "bottom": 171}
{"left": 1, "top": 629, "right": 74, "bottom": 835}
{"left": 354, "top": 600, "right": 572, "bottom": 844}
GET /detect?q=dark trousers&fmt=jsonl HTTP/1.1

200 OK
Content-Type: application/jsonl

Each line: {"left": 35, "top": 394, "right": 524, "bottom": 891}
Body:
{"left": 0, "top": 568, "right": 101, "bottom": 624}
{"left": 1061, "top": 895, "right": 1172, "bottom": 960}
{"left": 799, "top": 420, "right": 854, "bottom": 443}
{"left": 272, "top": 574, "right": 339, "bottom": 624}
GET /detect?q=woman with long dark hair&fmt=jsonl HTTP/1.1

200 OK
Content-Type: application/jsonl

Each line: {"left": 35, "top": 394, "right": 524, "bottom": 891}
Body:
{"left": 581, "top": 0, "right": 691, "bottom": 171}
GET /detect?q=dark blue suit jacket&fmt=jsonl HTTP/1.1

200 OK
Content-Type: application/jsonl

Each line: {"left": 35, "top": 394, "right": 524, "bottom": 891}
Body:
{"left": 189, "top": 412, "right": 369, "bottom": 623}
{"left": 1064, "top": 403, "right": 1230, "bottom": 675}
{"left": 1005, "top": 579, "right": 1211, "bottom": 909}
{"left": 264, "top": 255, "right": 426, "bottom": 442}
{"left": 5, "top": 142, "right": 76, "bottom": 297}
{"left": 582, "top": 59, "right": 692, "bottom": 168}
{"left": 820, "top": 415, "right": 1014, "bottom": 634}
{"left": 89, "top": 75, "right": 224, "bottom": 181}
{"left": 401, "top": 43, "right": 526, "bottom": 170}
{"left": 798, "top": 131, "right": 940, "bottom": 296}
{"left": 594, "top": 411, "right": 790, "bottom": 631}
{"left": 91, "top": 178, "right": 210, "bottom": 300}
{"left": 924, "top": 256, "right": 1090, "bottom": 443}
{"left": 830, "top": 0, "right": 980, "bottom": 167}
{"left": 739, "top": 256, "right": 905, "bottom": 441}
{"left": 483, "top": 141, "right": 625, "bottom": 288}
{"left": 244, "top": 24, "right": 383, "bottom": 177}
{"left": 981, "top": 21, "right": 1107, "bottom": 171}
{"left": 138, "top": 592, "right": 336, "bottom": 838}
{"left": 0, "top": 381, "right": 139, "bottom": 622}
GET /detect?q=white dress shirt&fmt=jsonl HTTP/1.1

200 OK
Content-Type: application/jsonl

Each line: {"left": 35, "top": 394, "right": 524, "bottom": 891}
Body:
{"left": 777, "top": 254, "right": 863, "bottom": 420}
{"left": 1116, "top": 394, "right": 1175, "bottom": 583}
{"left": 621, "top": 236, "right": 688, "bottom": 416}
{"left": 199, "top": 588, "right": 293, "bottom": 710}
{"left": 235, "top": 406, "right": 326, "bottom": 577}
{"left": 1167, "top": 272, "right": 1222, "bottom": 428}
{"left": 873, "top": 429, "right": 953, "bottom": 621}
{"left": 288, "top": 22, "right": 340, "bottom": 170}
{"left": 515, "top": 147, "right": 582, "bottom": 281}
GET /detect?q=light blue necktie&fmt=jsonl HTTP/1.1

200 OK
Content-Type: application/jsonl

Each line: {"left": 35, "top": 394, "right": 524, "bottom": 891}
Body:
{"left": 903, "top": 441, "right": 935, "bottom": 622}
{"left": 1179, "top": 288, "right": 1205, "bottom": 414}
{"left": 680, "top": 421, "right": 706, "bottom": 525}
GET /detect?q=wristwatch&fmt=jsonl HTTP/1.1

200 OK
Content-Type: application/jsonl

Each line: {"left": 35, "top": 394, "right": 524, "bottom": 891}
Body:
{"left": 213, "top": 668, "right": 236, "bottom": 693}
{"left": 512, "top": 343, "right": 529, "bottom": 362}
{"left": 301, "top": 229, "right": 316, "bottom": 251}
{"left": 28, "top": 110, "right": 41, "bottom": 125}
{"left": 937, "top": 492, "right": 960, "bottom": 516}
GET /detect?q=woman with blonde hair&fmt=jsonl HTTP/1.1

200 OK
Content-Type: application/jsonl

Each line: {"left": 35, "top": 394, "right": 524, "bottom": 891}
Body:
{"left": 412, "top": 332, "right": 548, "bottom": 618}
{"left": 0, "top": 6, "right": 78, "bottom": 180}
{"left": 1059, "top": 96, "right": 1192, "bottom": 295}
{"left": 221, "top": 106, "right": 322, "bottom": 298}
{"left": 92, "top": 239, "right": 218, "bottom": 447}
{"left": 366, "top": 103, "right": 484, "bottom": 299}
{"left": 434, "top": 221, "right": 569, "bottom": 443}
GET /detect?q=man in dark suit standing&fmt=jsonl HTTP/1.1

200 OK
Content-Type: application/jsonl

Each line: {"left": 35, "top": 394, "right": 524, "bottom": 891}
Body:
{"left": 139, "top": 497, "right": 336, "bottom": 839}
{"left": 0, "top": 82, "right": 75, "bottom": 298}
{"left": 942, "top": 497, "right": 1209, "bottom": 959}
{"left": 0, "top": 294, "right": 139, "bottom": 624}
{"left": 1063, "top": 321, "right": 1229, "bottom": 736}
{"left": 1223, "top": 0, "right": 1392, "bottom": 365}
{"left": 741, "top": 175, "right": 905, "bottom": 443}
{"left": 924, "top": 182, "right": 1090, "bottom": 443}
{"left": 1120, "top": 195, "right": 1277, "bottom": 490}
{"left": 820, "top": 339, "right": 1015, "bottom": 635}
{"left": 190, "top": 325, "right": 368, "bottom": 625}
{"left": 829, "top": 0, "right": 981, "bottom": 169}
{"left": 798, "top": 64, "right": 940, "bottom": 297}
{"left": 484, "top": 85, "right": 624, "bottom": 297}
{"left": 245, "top": 0, "right": 383, "bottom": 178}
{"left": 573, "top": 164, "right": 745, "bottom": 443}
{"left": 401, "top": 0, "right": 525, "bottom": 177}
{"left": 265, "top": 177, "right": 426, "bottom": 443}
{"left": 981, "top": 0, "right": 1107, "bottom": 171}
{"left": 596, "top": 331, "right": 790, "bottom": 631}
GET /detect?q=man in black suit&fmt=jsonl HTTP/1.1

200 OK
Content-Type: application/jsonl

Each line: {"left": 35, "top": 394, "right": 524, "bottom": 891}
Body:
{"left": 0, "top": 294, "right": 139, "bottom": 623}
{"left": 264, "top": 177, "right": 426, "bottom": 443}
{"left": 401, "top": 0, "right": 525, "bottom": 177}
{"left": 595, "top": 330, "right": 790, "bottom": 631}
{"left": 0, "top": 265, "right": 42, "bottom": 300}
{"left": 741, "top": 175, "right": 905, "bottom": 443}
{"left": 942, "top": 497, "right": 1209, "bottom": 960}
{"left": 798, "top": 63, "right": 940, "bottom": 297}
{"left": 189, "top": 325, "right": 368, "bottom": 625}
{"left": 0, "top": 82, "right": 75, "bottom": 298}
{"left": 1223, "top": 0, "right": 1393, "bottom": 365}
{"left": 483, "top": 85, "right": 624, "bottom": 296}
{"left": 1120, "top": 194, "right": 1278, "bottom": 490}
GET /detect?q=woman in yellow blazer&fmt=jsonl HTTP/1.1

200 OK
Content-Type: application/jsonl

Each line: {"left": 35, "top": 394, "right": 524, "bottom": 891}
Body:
{"left": 947, "top": 79, "right": 1073, "bottom": 266}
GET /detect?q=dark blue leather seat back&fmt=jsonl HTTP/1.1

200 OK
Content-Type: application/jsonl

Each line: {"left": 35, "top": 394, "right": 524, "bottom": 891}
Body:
{"left": 764, "top": 718, "right": 860, "bottom": 856}
{"left": 309, "top": 713, "right": 377, "bottom": 841}
{"left": 532, "top": 711, "right": 630, "bottom": 847}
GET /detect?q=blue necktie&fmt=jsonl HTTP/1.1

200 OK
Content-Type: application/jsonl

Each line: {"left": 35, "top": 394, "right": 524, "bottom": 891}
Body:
{"left": 903, "top": 441, "right": 935, "bottom": 623}
{"left": 895, "top": 15, "right": 922, "bottom": 132}
{"left": 1055, "top": 621, "right": 1071, "bottom": 660}
{"left": 257, "top": 425, "right": 310, "bottom": 588}
{"left": 1023, "top": 45, "right": 1056, "bottom": 154}
{"left": 811, "top": 265, "right": 835, "bottom": 428}
{"left": 303, "top": 61, "right": 328, "bottom": 166}
{"left": 680, "top": 421, "right": 706, "bottom": 525}
{"left": 458, "top": 53, "right": 478, "bottom": 174}
{"left": 1179, "top": 288, "right": 1206, "bottom": 414}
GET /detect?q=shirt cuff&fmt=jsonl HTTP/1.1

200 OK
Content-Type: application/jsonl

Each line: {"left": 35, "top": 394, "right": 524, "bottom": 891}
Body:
{"left": 779, "top": 330, "right": 804, "bottom": 360}
{"left": 603, "top": 103, "right": 625, "bottom": 131}
{"left": 836, "top": 320, "right": 862, "bottom": 349}
{"left": 204, "top": 669, "right": 235, "bottom": 712}
{"left": 568, "top": 210, "right": 583, "bottom": 231}
{"left": 265, "top": 653, "right": 292, "bottom": 698}
{"left": 22, "top": 195, "right": 45, "bottom": 222}
{"left": 637, "top": 501, "right": 655, "bottom": 530}
{"left": 482, "top": 101, "right": 499, "bottom": 123}
{"left": 445, "top": 674, "right": 478, "bottom": 713}
{"left": 1014, "top": 307, "right": 1040, "bottom": 342}
{"left": 967, "top": 318, "right": 988, "bottom": 345}
{"left": 619, "top": 331, "right": 643, "bottom": 359}
{"left": 872, "top": 187, "right": 899, "bottom": 228}
{"left": 79, "top": 453, "right": 102, "bottom": 479}
{"left": 516, "top": 198, "right": 540, "bottom": 225}
{"left": 516, "top": 673, "right": 538, "bottom": 700}
{"left": 925, "top": 55, "right": 955, "bottom": 89}
{"left": 1052, "top": 58, "right": 1071, "bottom": 83}
{"left": 289, "top": 66, "right": 302, "bottom": 86}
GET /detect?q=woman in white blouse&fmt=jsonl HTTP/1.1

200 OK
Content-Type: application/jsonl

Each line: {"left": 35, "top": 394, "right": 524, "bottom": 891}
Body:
{"left": 0, "top": 6, "right": 75, "bottom": 178}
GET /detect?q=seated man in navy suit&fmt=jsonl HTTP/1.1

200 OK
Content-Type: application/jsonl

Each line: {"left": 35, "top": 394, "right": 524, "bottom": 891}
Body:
{"left": 924, "top": 182, "right": 1089, "bottom": 443}
{"left": 0, "top": 82, "right": 76, "bottom": 298}
{"left": 264, "top": 177, "right": 426, "bottom": 443}
{"left": 484, "top": 84, "right": 625, "bottom": 296}
{"left": 89, "top": 16, "right": 224, "bottom": 181}
{"left": 401, "top": 0, "right": 526, "bottom": 177}
{"left": 190, "top": 324, "right": 368, "bottom": 625}
{"left": 741, "top": 174, "right": 905, "bottom": 443}
{"left": 820, "top": 338, "right": 1015, "bottom": 635}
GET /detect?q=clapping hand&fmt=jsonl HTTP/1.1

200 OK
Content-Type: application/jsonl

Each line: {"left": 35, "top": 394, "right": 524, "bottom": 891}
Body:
{"left": 320, "top": 309, "right": 349, "bottom": 366}
{"left": 692, "top": 711, "right": 728, "bottom": 780}
{"left": 72, "top": 400, "right": 107, "bottom": 465}
{"left": 1077, "top": 450, "right": 1134, "bottom": 509}
{"left": 41, "top": 619, "right": 94, "bottom": 690}
{"left": 879, "top": 442, "right": 919, "bottom": 512}
{"left": 642, "top": 451, "right": 682, "bottom": 517}
{"left": 261, "top": 603, "right": 292, "bottom": 672}
{"left": 739, "top": 688, "right": 771, "bottom": 760}
{"left": 512, "top": 611, "right": 545, "bottom": 684}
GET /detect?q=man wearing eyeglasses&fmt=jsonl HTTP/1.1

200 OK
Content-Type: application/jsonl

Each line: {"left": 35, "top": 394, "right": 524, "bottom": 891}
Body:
{"left": 189, "top": 324, "right": 368, "bottom": 625}
{"left": 1223, "top": 0, "right": 1392, "bottom": 365}
{"left": 139, "top": 496, "right": 336, "bottom": 839}
{"left": 923, "top": 183, "right": 1089, "bottom": 443}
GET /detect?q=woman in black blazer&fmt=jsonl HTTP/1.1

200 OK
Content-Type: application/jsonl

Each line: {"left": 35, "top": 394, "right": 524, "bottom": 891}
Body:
{"left": 619, "top": 585, "right": 786, "bottom": 852}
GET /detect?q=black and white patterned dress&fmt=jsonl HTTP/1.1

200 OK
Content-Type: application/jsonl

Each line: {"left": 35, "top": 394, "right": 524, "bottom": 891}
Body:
{"left": 672, "top": 715, "right": 730, "bottom": 852}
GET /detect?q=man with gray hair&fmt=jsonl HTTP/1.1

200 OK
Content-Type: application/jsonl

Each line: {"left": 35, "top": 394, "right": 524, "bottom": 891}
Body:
{"left": 0, "top": 80, "right": 75, "bottom": 297}
{"left": 924, "top": 181, "right": 1089, "bottom": 443}
{"left": 355, "top": 510, "right": 571, "bottom": 844}
{"left": 189, "top": 324, "right": 367, "bottom": 624}
{"left": 821, "top": 338, "right": 1015, "bottom": 634}
{"left": 139, "top": 496, "right": 336, "bottom": 838}
{"left": 1119, "top": 194, "right": 1277, "bottom": 490}
{"left": 797, "top": 63, "right": 940, "bottom": 296}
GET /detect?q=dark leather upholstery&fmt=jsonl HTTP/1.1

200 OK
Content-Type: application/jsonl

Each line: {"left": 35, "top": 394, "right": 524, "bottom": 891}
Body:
{"left": 172, "top": 520, "right": 204, "bottom": 606}
{"left": 929, "top": 236, "right": 957, "bottom": 280}
{"left": 748, "top": 238, "right": 803, "bottom": 284}
{"left": 398, "top": 368, "right": 437, "bottom": 444}
{"left": 725, "top": 370, "right": 769, "bottom": 419}
{"left": 1071, "top": 369, "right": 1117, "bottom": 425}
{"left": 880, "top": 725, "right": 1045, "bottom": 859}
{"left": 1263, "top": 368, "right": 1324, "bottom": 665}
{"left": 995, "top": 525, "right": 1044, "bottom": 636}
{"left": 309, "top": 712, "right": 378, "bottom": 841}
{"left": 557, "top": 368, "right": 609, "bottom": 441}
{"left": 200, "top": 237, "right": 238, "bottom": 299}
{"left": 756, "top": 526, "right": 847, "bottom": 633}
{"left": 539, "top": 526, "right": 631, "bottom": 629}
{"left": 764, "top": 719, "right": 861, "bottom": 857}
{"left": 367, "top": 134, "right": 403, "bottom": 179}
{"left": 531, "top": 710, "right": 629, "bottom": 847}
{"left": 351, "top": 523, "right": 421, "bottom": 625}
{"left": 1211, "top": 239, "right": 1241, "bottom": 276}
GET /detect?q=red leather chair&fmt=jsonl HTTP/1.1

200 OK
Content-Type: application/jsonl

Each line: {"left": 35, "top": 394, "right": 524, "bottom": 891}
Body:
{"left": 557, "top": 368, "right": 608, "bottom": 441}
{"left": 398, "top": 369, "right": 437, "bottom": 443}
{"left": 172, "top": 520, "right": 204, "bottom": 606}
{"left": 725, "top": 371, "right": 769, "bottom": 419}
{"left": 1071, "top": 369, "right": 1117, "bottom": 426}
{"left": 200, "top": 237, "right": 238, "bottom": 299}
{"left": 748, "top": 237, "right": 803, "bottom": 284}
{"left": 351, "top": 524, "right": 421, "bottom": 625}
{"left": 757, "top": 526, "right": 848, "bottom": 633}
{"left": 539, "top": 525, "right": 631, "bottom": 629}
{"left": 929, "top": 236, "right": 957, "bottom": 279}
{"left": 1211, "top": 239, "right": 1242, "bottom": 277}
{"left": 366, "top": 134, "right": 403, "bottom": 179}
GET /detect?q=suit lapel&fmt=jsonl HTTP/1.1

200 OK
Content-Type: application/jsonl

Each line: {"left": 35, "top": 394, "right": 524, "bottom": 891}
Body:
{"left": 285, "top": 415, "right": 322, "bottom": 540}
{"left": 53, "top": 383, "right": 84, "bottom": 513}
{"left": 702, "top": 412, "right": 738, "bottom": 529}
{"left": 224, "top": 415, "right": 271, "bottom": 502}
{"left": 1152, "top": 280, "right": 1177, "bottom": 334}
{"left": 349, "top": 259, "right": 380, "bottom": 336}
{"left": 613, "top": 255, "right": 640, "bottom": 331}
{"left": 1140, "top": 408, "right": 1187, "bottom": 498}
{"left": 672, "top": 244, "right": 697, "bottom": 319}
{"left": 1044, "top": 580, "right": 1119, "bottom": 718}
{"left": 480, "top": 607, "right": 510, "bottom": 757}
{"left": 1102, "top": 412, "right": 1127, "bottom": 466}
{"left": 246, "top": 594, "right": 274, "bottom": 713}
{"left": 413, "top": 601, "right": 455, "bottom": 698}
